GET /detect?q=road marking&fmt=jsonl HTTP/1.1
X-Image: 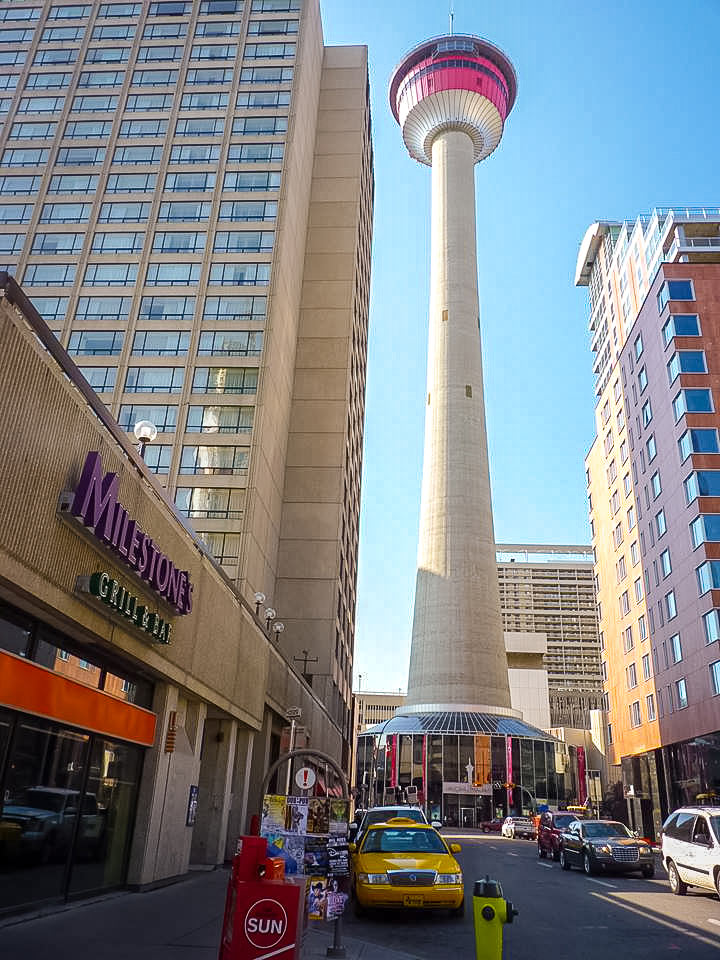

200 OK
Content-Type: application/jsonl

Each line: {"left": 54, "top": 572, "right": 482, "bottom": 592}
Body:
{"left": 508, "top": 852, "right": 519, "bottom": 857}
{"left": 537, "top": 863, "right": 553, "bottom": 869}
{"left": 589, "top": 892, "right": 720, "bottom": 948}
{"left": 708, "top": 919, "right": 720, "bottom": 928}
{"left": 585, "top": 877, "right": 617, "bottom": 889}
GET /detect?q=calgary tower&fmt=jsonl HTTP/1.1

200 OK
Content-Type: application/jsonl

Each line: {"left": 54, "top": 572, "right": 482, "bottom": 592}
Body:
{"left": 389, "top": 35, "right": 519, "bottom": 716}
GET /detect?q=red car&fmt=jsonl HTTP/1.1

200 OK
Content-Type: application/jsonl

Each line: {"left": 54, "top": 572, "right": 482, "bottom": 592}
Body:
{"left": 537, "top": 811, "right": 579, "bottom": 860}
{"left": 479, "top": 818, "right": 503, "bottom": 834}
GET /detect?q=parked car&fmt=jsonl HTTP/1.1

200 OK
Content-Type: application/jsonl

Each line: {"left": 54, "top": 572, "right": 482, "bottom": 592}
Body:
{"left": 350, "top": 817, "right": 464, "bottom": 917}
{"left": 501, "top": 816, "right": 536, "bottom": 840}
{"left": 537, "top": 811, "right": 579, "bottom": 860}
{"left": 559, "top": 819, "right": 654, "bottom": 877}
{"left": 662, "top": 806, "right": 720, "bottom": 897}
{"left": 479, "top": 818, "right": 504, "bottom": 834}
{"left": 349, "top": 804, "right": 428, "bottom": 845}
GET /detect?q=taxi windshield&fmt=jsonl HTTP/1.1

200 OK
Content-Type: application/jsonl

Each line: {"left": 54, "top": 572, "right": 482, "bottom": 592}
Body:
{"left": 362, "top": 827, "right": 447, "bottom": 854}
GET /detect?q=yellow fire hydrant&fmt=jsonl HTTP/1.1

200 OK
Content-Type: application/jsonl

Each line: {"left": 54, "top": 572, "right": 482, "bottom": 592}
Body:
{"left": 473, "top": 876, "right": 518, "bottom": 959}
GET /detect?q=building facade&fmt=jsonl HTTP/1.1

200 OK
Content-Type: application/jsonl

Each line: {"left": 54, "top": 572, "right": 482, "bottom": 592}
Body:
{"left": 578, "top": 208, "right": 720, "bottom": 838}
{"left": 0, "top": 0, "right": 373, "bottom": 763}
{"left": 497, "top": 544, "right": 602, "bottom": 728}
{"left": 0, "top": 282, "right": 347, "bottom": 913}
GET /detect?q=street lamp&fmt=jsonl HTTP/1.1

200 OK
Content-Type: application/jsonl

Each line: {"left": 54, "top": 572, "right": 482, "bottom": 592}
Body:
{"left": 264, "top": 607, "right": 276, "bottom": 630}
{"left": 272, "top": 621, "right": 285, "bottom": 641}
{"left": 133, "top": 419, "right": 157, "bottom": 461}
{"left": 254, "top": 592, "right": 266, "bottom": 616}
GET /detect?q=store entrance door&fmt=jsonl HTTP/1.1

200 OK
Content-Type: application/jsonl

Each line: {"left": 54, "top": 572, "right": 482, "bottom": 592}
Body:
{"left": 460, "top": 806, "right": 476, "bottom": 829}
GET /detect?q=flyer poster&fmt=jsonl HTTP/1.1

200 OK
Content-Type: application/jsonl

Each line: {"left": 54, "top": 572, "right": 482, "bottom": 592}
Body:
{"left": 307, "top": 876, "right": 328, "bottom": 920}
{"left": 285, "top": 796, "right": 309, "bottom": 834}
{"left": 261, "top": 794, "right": 287, "bottom": 835}
{"left": 327, "top": 836, "right": 350, "bottom": 877}
{"left": 329, "top": 799, "right": 349, "bottom": 835}
{"left": 303, "top": 835, "right": 329, "bottom": 873}
{"left": 325, "top": 878, "right": 350, "bottom": 920}
{"left": 283, "top": 834, "right": 305, "bottom": 875}
{"left": 307, "top": 797, "right": 330, "bottom": 834}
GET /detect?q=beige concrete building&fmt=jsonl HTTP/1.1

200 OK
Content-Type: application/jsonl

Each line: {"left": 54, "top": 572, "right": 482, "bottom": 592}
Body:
{"left": 0, "top": 0, "right": 373, "bottom": 765}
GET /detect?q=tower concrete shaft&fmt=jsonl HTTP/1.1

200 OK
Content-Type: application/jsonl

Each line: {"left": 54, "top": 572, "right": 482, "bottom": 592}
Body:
{"left": 405, "top": 129, "right": 512, "bottom": 713}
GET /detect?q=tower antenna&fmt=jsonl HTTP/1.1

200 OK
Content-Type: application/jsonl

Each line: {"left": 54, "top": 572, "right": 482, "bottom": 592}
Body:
{"left": 449, "top": 1, "right": 454, "bottom": 34}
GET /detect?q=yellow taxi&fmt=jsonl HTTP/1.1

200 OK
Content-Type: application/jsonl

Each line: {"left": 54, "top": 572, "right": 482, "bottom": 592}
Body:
{"left": 350, "top": 817, "right": 464, "bottom": 916}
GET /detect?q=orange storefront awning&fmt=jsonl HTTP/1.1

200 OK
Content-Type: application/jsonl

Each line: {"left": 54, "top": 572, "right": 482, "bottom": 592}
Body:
{"left": 0, "top": 649, "right": 156, "bottom": 747}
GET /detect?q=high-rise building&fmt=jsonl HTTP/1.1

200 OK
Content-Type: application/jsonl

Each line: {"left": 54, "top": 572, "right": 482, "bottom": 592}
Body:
{"left": 577, "top": 207, "right": 720, "bottom": 838}
{"left": 496, "top": 543, "right": 602, "bottom": 728}
{"left": 355, "top": 35, "right": 583, "bottom": 829}
{"left": 0, "top": 0, "right": 373, "bottom": 759}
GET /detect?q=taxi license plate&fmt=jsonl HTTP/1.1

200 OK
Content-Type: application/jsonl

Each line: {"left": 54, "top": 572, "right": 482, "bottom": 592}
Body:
{"left": 403, "top": 895, "right": 424, "bottom": 907}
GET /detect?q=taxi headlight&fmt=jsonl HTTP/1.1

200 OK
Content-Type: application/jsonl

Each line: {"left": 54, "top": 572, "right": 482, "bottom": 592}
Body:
{"left": 435, "top": 873, "right": 463, "bottom": 885}
{"left": 356, "top": 873, "right": 389, "bottom": 885}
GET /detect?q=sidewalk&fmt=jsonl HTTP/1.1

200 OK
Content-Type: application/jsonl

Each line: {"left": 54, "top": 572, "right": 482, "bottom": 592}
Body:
{"left": 0, "top": 868, "right": 419, "bottom": 960}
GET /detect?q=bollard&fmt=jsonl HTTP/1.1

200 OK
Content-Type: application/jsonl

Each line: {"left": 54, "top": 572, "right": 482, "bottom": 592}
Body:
{"left": 472, "top": 875, "right": 518, "bottom": 960}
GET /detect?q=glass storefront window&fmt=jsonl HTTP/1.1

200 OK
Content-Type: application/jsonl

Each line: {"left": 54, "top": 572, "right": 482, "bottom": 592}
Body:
{"left": 0, "top": 605, "right": 32, "bottom": 657}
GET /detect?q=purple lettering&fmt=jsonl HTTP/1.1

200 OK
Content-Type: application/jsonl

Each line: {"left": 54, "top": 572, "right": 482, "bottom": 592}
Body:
{"left": 167, "top": 565, "right": 181, "bottom": 607}
{"left": 127, "top": 522, "right": 141, "bottom": 566}
{"left": 154, "top": 554, "right": 170, "bottom": 594}
{"left": 118, "top": 511, "right": 130, "bottom": 558}
{"left": 111, "top": 505, "right": 126, "bottom": 549}
{"left": 70, "top": 452, "right": 118, "bottom": 543}
{"left": 137, "top": 534, "right": 150, "bottom": 575}
{"left": 176, "top": 572, "right": 187, "bottom": 612}
{"left": 146, "top": 542, "right": 159, "bottom": 582}
{"left": 185, "top": 580, "right": 194, "bottom": 614}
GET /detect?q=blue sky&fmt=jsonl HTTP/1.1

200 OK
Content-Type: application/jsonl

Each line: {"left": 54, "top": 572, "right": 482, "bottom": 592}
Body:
{"left": 319, "top": 0, "right": 720, "bottom": 692}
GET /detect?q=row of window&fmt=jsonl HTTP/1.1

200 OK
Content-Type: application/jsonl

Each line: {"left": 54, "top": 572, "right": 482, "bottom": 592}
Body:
{"left": 1, "top": 171, "right": 281, "bottom": 195}
{"left": 0, "top": 0, "right": 294, "bottom": 20}
{"left": 1, "top": 90, "right": 290, "bottom": 114}
{"left": 5, "top": 65, "right": 296, "bottom": 92}
{"left": 118, "top": 403, "right": 254, "bottom": 434}
{"left": 2, "top": 199, "right": 277, "bottom": 224}
{"left": 80, "top": 365, "right": 259, "bottom": 394}
{"left": 107, "top": 441, "right": 249, "bottom": 477}
{"left": 6, "top": 116, "right": 288, "bottom": 139}
{"left": 4, "top": 16, "right": 297, "bottom": 42}
{"left": 8, "top": 237, "right": 275, "bottom": 264}
{"left": 2, "top": 142, "right": 285, "bottom": 167}
{"left": 22, "top": 258, "right": 274, "bottom": 285}
{"left": 69, "top": 329, "right": 263, "bottom": 356}
{"left": 3, "top": 43, "right": 295, "bottom": 72}
{"left": 33, "top": 294, "right": 242, "bottom": 322}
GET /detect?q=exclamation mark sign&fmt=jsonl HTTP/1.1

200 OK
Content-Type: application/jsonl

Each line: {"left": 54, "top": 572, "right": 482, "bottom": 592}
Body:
{"left": 302, "top": 769, "right": 309, "bottom": 788}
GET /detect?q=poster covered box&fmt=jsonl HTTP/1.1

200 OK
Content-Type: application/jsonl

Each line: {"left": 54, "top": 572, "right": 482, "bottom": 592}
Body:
{"left": 219, "top": 877, "right": 302, "bottom": 960}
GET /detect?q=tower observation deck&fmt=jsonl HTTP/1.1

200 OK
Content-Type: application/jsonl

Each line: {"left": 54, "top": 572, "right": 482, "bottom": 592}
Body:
{"left": 390, "top": 35, "right": 519, "bottom": 716}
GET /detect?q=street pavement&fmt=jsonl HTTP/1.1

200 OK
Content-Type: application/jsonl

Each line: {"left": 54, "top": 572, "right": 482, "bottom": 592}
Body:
{"left": 1, "top": 831, "right": 720, "bottom": 959}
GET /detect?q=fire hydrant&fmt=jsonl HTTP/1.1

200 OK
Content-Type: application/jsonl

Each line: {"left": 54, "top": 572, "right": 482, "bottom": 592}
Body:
{"left": 473, "top": 875, "right": 518, "bottom": 959}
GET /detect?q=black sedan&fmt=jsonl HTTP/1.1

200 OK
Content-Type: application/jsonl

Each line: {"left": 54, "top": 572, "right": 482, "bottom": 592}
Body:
{"left": 559, "top": 819, "right": 655, "bottom": 877}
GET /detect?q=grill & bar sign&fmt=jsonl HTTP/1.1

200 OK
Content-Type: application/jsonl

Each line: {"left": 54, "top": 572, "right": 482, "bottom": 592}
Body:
{"left": 82, "top": 571, "right": 172, "bottom": 644}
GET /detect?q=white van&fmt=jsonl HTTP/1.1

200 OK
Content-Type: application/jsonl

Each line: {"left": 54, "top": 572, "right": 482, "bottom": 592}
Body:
{"left": 661, "top": 806, "right": 720, "bottom": 897}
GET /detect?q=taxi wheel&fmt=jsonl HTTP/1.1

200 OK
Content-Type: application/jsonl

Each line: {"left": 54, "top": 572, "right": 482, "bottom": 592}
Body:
{"left": 667, "top": 860, "right": 687, "bottom": 896}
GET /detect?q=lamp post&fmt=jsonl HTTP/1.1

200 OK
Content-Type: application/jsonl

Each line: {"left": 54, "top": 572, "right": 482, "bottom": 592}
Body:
{"left": 254, "top": 592, "right": 266, "bottom": 617}
{"left": 133, "top": 419, "right": 157, "bottom": 461}
{"left": 272, "top": 621, "right": 285, "bottom": 642}
{"left": 264, "top": 607, "right": 276, "bottom": 630}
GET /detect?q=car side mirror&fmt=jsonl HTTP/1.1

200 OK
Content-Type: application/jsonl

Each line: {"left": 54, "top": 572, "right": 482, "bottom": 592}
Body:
{"left": 450, "top": 843, "right": 462, "bottom": 853}
{"left": 348, "top": 843, "right": 357, "bottom": 854}
{"left": 431, "top": 820, "right": 442, "bottom": 830}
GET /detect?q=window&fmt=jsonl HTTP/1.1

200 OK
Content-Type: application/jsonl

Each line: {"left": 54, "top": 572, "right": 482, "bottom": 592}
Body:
{"left": 124, "top": 367, "right": 184, "bottom": 393}
{"left": 143, "top": 21, "right": 187, "bottom": 38}
{"left": 674, "top": 388, "right": 714, "bottom": 420}
{"left": 168, "top": 144, "right": 220, "bottom": 164}
{"left": 142, "top": 443, "right": 173, "bottom": 474}
{"left": 248, "top": 18, "right": 298, "bottom": 34}
{"left": 223, "top": 171, "right": 282, "bottom": 192}
{"left": 185, "top": 67, "right": 233, "bottom": 84}
{"left": 33, "top": 48, "right": 78, "bottom": 66}
{"left": 118, "top": 404, "right": 177, "bottom": 432}
{"left": 600, "top": 691, "right": 609, "bottom": 711}
{"left": 137, "top": 44, "right": 184, "bottom": 62}
{"left": 186, "top": 405, "right": 254, "bottom": 434}
{"left": 698, "top": 561, "right": 720, "bottom": 595}
{"left": 658, "top": 279, "right": 694, "bottom": 311}
{"left": 71, "top": 94, "right": 118, "bottom": 112}
{"left": 213, "top": 231, "right": 274, "bottom": 253}
{"left": 198, "top": 331, "right": 263, "bottom": 356}
{"left": 93, "top": 23, "right": 135, "bottom": 39}
{"left": 646, "top": 435, "right": 656, "bottom": 462}
{"left": 31, "top": 232, "right": 84, "bottom": 254}
{"left": 91, "top": 232, "right": 144, "bottom": 254}
{"left": 198, "top": 532, "right": 241, "bottom": 566}
{"left": 650, "top": 472, "right": 662, "bottom": 499}
{"left": 634, "top": 333, "right": 643, "bottom": 360}
{"left": 227, "top": 142, "right": 284, "bottom": 163}
{"left": 619, "top": 439, "right": 628, "bottom": 463}
{"left": 145, "top": 262, "right": 201, "bottom": 286}
{"left": 84, "top": 47, "right": 130, "bottom": 63}
{"left": 613, "top": 521, "right": 624, "bottom": 548}
{"left": 0, "top": 76, "right": 19, "bottom": 92}
{"left": 232, "top": 116, "right": 287, "bottom": 136}
{"left": 179, "top": 445, "right": 249, "bottom": 475}
{"left": 28, "top": 297, "right": 68, "bottom": 323}
{"left": 620, "top": 590, "right": 630, "bottom": 616}
{"left": 0, "top": 203, "right": 33, "bottom": 224}
{"left": 192, "top": 367, "right": 258, "bottom": 394}
{"left": 630, "top": 540, "right": 640, "bottom": 565}
{"left": 17, "top": 96, "right": 66, "bottom": 114}
{"left": 0, "top": 234, "right": 26, "bottom": 256}
{"left": 125, "top": 93, "right": 172, "bottom": 111}
{"left": 113, "top": 145, "right": 164, "bottom": 164}
{"left": 623, "top": 624, "right": 633, "bottom": 652}
{"left": 0, "top": 175, "right": 42, "bottom": 196}
{"left": 0, "top": 7, "right": 41, "bottom": 21}
{"left": 601, "top": 660, "right": 608, "bottom": 681}
{"left": 676, "top": 678, "right": 688, "bottom": 709}
{"left": 77, "top": 70, "right": 125, "bottom": 88}
{"left": 703, "top": 610, "right": 720, "bottom": 645}
{"left": 152, "top": 231, "right": 205, "bottom": 253}
{"left": 131, "top": 70, "right": 179, "bottom": 87}
{"left": 119, "top": 119, "right": 168, "bottom": 138}
{"left": 660, "top": 548, "right": 672, "bottom": 578}
{"left": 668, "top": 350, "right": 707, "bottom": 383}
{"left": 191, "top": 44, "right": 238, "bottom": 60}
{"left": 40, "top": 202, "right": 90, "bottom": 224}
{"left": 236, "top": 90, "right": 290, "bottom": 110}
{"left": 26, "top": 71, "right": 73, "bottom": 90}
{"left": 691, "top": 515, "right": 720, "bottom": 548}
{"left": 98, "top": 4, "right": 141, "bottom": 16}
{"left": 663, "top": 313, "right": 700, "bottom": 346}
{"left": 607, "top": 723, "right": 613, "bottom": 745}
{"left": 629, "top": 700, "right": 641, "bottom": 727}
{"left": 48, "top": 4, "right": 91, "bottom": 18}
{"left": 64, "top": 120, "right": 112, "bottom": 139}
{"left": 641, "top": 652, "right": 651, "bottom": 680}
{"left": 2, "top": 147, "right": 50, "bottom": 166}
{"left": 655, "top": 509, "right": 666, "bottom": 537}
{"left": 252, "top": 0, "right": 301, "bottom": 8}
{"left": 56, "top": 146, "right": 105, "bottom": 165}
{"left": 138, "top": 296, "right": 195, "bottom": 321}
{"left": 98, "top": 201, "right": 150, "bottom": 222}
{"left": 634, "top": 577, "right": 643, "bottom": 602}
{"left": 670, "top": 633, "right": 682, "bottom": 663}
{"left": 175, "top": 117, "right": 225, "bottom": 136}
{"left": 106, "top": 173, "right": 157, "bottom": 193}
{"left": 679, "top": 428, "right": 720, "bottom": 462}
{"left": 148, "top": 1, "right": 190, "bottom": 13}
{"left": 78, "top": 365, "right": 116, "bottom": 391}
{"left": 627, "top": 505, "right": 635, "bottom": 530}
{"left": 646, "top": 694, "right": 656, "bottom": 721}
{"left": 164, "top": 172, "right": 216, "bottom": 192}
{"left": 195, "top": 20, "right": 241, "bottom": 37}
{"left": 158, "top": 201, "right": 211, "bottom": 222}
{"left": 23, "top": 263, "right": 76, "bottom": 286}
{"left": 1, "top": 28, "right": 35, "bottom": 42}
{"left": 203, "top": 295, "right": 266, "bottom": 320}
{"left": 180, "top": 91, "right": 228, "bottom": 109}
{"left": 665, "top": 590, "right": 677, "bottom": 620}
{"left": 83, "top": 263, "right": 138, "bottom": 286}
{"left": 244, "top": 41, "right": 295, "bottom": 59}
{"left": 75, "top": 296, "right": 131, "bottom": 321}
{"left": 238, "top": 66, "right": 293, "bottom": 84}
{"left": 641, "top": 399, "right": 652, "bottom": 427}
{"left": 175, "top": 487, "right": 246, "bottom": 519}
{"left": 68, "top": 330, "right": 124, "bottom": 356}
{"left": 131, "top": 330, "right": 190, "bottom": 356}
{"left": 626, "top": 662, "right": 638, "bottom": 689}
{"left": 219, "top": 200, "right": 277, "bottom": 221}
